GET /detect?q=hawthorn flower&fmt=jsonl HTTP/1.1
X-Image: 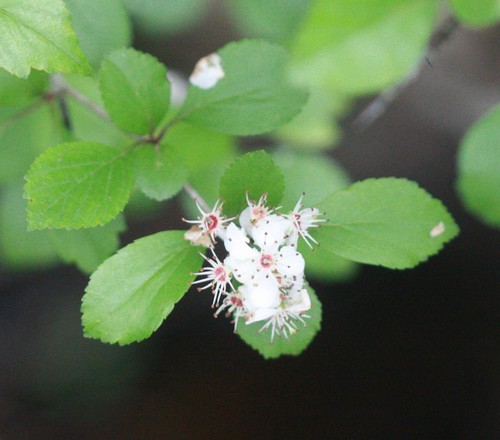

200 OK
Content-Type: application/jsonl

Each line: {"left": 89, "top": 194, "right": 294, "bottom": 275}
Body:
{"left": 191, "top": 250, "right": 233, "bottom": 307}
{"left": 285, "top": 193, "right": 326, "bottom": 249}
{"left": 183, "top": 198, "right": 234, "bottom": 245}
{"left": 185, "top": 191, "right": 323, "bottom": 341}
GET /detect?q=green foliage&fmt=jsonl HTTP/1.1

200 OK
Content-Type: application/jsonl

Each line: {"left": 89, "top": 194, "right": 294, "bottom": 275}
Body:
{"left": 178, "top": 39, "right": 308, "bottom": 135}
{"left": 227, "top": 0, "right": 312, "bottom": 44}
{"left": 0, "top": 102, "right": 64, "bottom": 185}
{"left": 0, "top": 0, "right": 90, "bottom": 78}
{"left": 0, "top": 184, "right": 59, "bottom": 269}
{"left": 276, "top": 88, "right": 348, "bottom": 150}
{"left": 132, "top": 143, "right": 188, "bottom": 201}
{"left": 316, "top": 178, "right": 459, "bottom": 269}
{"left": 0, "top": 70, "right": 48, "bottom": 106}
{"left": 290, "top": 0, "right": 437, "bottom": 94}
{"left": 448, "top": 0, "right": 500, "bottom": 27}
{"left": 64, "top": 0, "right": 131, "bottom": 69}
{"left": 457, "top": 104, "right": 500, "bottom": 228}
{"left": 25, "top": 142, "right": 135, "bottom": 230}
{"left": 48, "top": 215, "right": 126, "bottom": 273}
{"left": 63, "top": 74, "right": 130, "bottom": 146}
{"left": 81, "top": 230, "right": 203, "bottom": 345}
{"left": 273, "top": 149, "right": 358, "bottom": 281}
{"left": 219, "top": 150, "right": 285, "bottom": 217}
{"left": 122, "top": 0, "right": 208, "bottom": 35}
{"left": 99, "top": 48, "right": 170, "bottom": 135}
{"left": 236, "top": 287, "right": 322, "bottom": 359}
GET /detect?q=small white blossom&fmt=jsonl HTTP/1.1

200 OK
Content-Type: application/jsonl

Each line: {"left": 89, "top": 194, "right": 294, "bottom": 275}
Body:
{"left": 183, "top": 198, "right": 234, "bottom": 245}
{"left": 191, "top": 250, "right": 233, "bottom": 307}
{"left": 185, "top": 192, "right": 323, "bottom": 341}
{"left": 285, "top": 193, "right": 326, "bottom": 249}
{"left": 189, "top": 53, "right": 225, "bottom": 89}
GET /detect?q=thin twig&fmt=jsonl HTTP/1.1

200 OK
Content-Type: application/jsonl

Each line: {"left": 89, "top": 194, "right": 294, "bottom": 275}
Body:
{"left": 183, "top": 182, "right": 210, "bottom": 212}
{"left": 0, "top": 99, "right": 45, "bottom": 131}
{"left": 353, "top": 16, "right": 459, "bottom": 130}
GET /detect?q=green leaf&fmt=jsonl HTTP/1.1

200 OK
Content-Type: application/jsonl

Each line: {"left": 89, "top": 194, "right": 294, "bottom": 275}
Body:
{"left": 273, "top": 148, "right": 358, "bottom": 281}
{"left": 0, "top": 69, "right": 48, "bottom": 106}
{"left": 81, "top": 230, "right": 203, "bottom": 345}
{"left": 178, "top": 39, "right": 308, "bottom": 135}
{"left": 219, "top": 150, "right": 285, "bottom": 217}
{"left": 0, "top": 184, "right": 59, "bottom": 270}
{"left": 48, "top": 215, "right": 126, "bottom": 273}
{"left": 0, "top": 102, "right": 65, "bottom": 185}
{"left": 99, "top": 48, "right": 170, "bottom": 135}
{"left": 290, "top": 0, "right": 437, "bottom": 94}
{"left": 64, "top": 0, "right": 131, "bottom": 69}
{"left": 236, "top": 287, "right": 322, "bottom": 359}
{"left": 272, "top": 148, "right": 350, "bottom": 210}
{"left": 132, "top": 143, "right": 188, "bottom": 201}
{"left": 63, "top": 74, "right": 130, "bottom": 146}
{"left": 122, "top": 0, "right": 208, "bottom": 35}
{"left": 165, "top": 122, "right": 236, "bottom": 174}
{"left": 275, "top": 88, "right": 348, "bottom": 150}
{"left": 0, "top": 0, "right": 91, "bottom": 78}
{"left": 448, "top": 0, "right": 499, "bottom": 27}
{"left": 228, "top": 0, "right": 312, "bottom": 44}
{"left": 457, "top": 104, "right": 500, "bottom": 228}
{"left": 25, "top": 141, "right": 135, "bottom": 230}
{"left": 316, "top": 178, "right": 459, "bottom": 269}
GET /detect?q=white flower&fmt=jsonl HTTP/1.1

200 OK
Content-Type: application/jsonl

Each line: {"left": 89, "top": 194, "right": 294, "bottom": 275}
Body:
{"left": 285, "top": 193, "right": 326, "bottom": 249}
{"left": 189, "top": 53, "right": 225, "bottom": 89}
{"left": 254, "top": 289, "right": 312, "bottom": 342}
{"left": 183, "top": 198, "right": 234, "bottom": 245}
{"left": 214, "top": 287, "right": 248, "bottom": 332}
{"left": 191, "top": 250, "right": 233, "bottom": 307}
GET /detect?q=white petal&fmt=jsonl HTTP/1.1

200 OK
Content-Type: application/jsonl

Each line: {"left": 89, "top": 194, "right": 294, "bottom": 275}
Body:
{"left": 245, "top": 307, "right": 278, "bottom": 325}
{"left": 252, "top": 215, "right": 290, "bottom": 251}
{"left": 239, "top": 207, "right": 252, "bottom": 236}
{"left": 224, "top": 223, "right": 256, "bottom": 260}
{"left": 275, "top": 246, "right": 305, "bottom": 278}
{"left": 244, "top": 277, "right": 281, "bottom": 309}
{"left": 189, "top": 53, "right": 224, "bottom": 89}
{"left": 224, "top": 255, "right": 258, "bottom": 285}
{"left": 286, "top": 289, "right": 311, "bottom": 313}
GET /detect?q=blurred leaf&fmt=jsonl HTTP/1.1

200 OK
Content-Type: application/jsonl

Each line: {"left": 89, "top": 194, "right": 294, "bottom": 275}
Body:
{"left": 0, "top": 102, "right": 64, "bottom": 185}
{"left": 273, "top": 148, "right": 358, "bottom": 281}
{"left": 99, "top": 48, "right": 170, "bottom": 135}
{"left": 165, "top": 122, "right": 236, "bottom": 174}
{"left": 0, "top": 69, "right": 48, "bottom": 106}
{"left": 272, "top": 148, "right": 350, "bottom": 210}
{"left": 219, "top": 150, "right": 285, "bottom": 217}
{"left": 0, "top": 0, "right": 91, "bottom": 78}
{"left": 236, "top": 287, "right": 322, "bottom": 359}
{"left": 275, "top": 88, "right": 348, "bottom": 150}
{"left": 291, "top": 0, "right": 437, "bottom": 94}
{"left": 316, "top": 178, "right": 459, "bottom": 269}
{"left": 48, "top": 215, "right": 126, "bottom": 273}
{"left": 457, "top": 104, "right": 500, "bottom": 228}
{"left": 64, "top": 74, "right": 130, "bottom": 146}
{"left": 65, "top": 0, "right": 131, "bottom": 69}
{"left": 448, "top": 0, "right": 499, "bottom": 27}
{"left": 178, "top": 39, "right": 308, "bottom": 135}
{"left": 132, "top": 143, "right": 188, "bottom": 201}
{"left": 82, "top": 230, "right": 203, "bottom": 345}
{"left": 0, "top": 184, "right": 59, "bottom": 270}
{"left": 227, "top": 0, "right": 312, "bottom": 44}
{"left": 25, "top": 142, "right": 135, "bottom": 230}
{"left": 122, "top": 0, "right": 208, "bottom": 35}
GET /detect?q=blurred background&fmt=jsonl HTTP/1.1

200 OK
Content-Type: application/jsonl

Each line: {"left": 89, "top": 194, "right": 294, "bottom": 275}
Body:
{"left": 1, "top": 1, "right": 499, "bottom": 438}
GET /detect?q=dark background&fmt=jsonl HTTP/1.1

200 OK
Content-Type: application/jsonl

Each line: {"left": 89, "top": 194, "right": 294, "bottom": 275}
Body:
{"left": 1, "top": 4, "right": 499, "bottom": 439}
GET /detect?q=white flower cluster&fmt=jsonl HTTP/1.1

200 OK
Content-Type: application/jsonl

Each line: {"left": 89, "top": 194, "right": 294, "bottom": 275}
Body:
{"left": 184, "top": 193, "right": 325, "bottom": 341}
